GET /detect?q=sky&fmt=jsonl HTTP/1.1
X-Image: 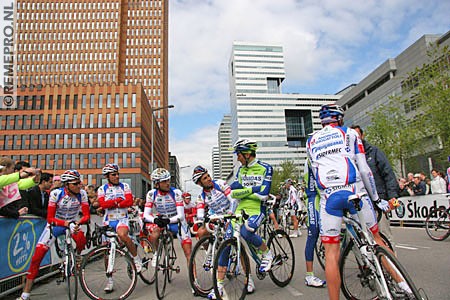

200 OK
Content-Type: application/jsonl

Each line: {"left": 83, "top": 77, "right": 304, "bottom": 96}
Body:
{"left": 167, "top": 0, "right": 450, "bottom": 193}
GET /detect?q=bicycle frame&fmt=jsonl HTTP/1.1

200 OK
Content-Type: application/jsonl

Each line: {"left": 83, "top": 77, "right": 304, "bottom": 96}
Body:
{"left": 344, "top": 196, "right": 393, "bottom": 300}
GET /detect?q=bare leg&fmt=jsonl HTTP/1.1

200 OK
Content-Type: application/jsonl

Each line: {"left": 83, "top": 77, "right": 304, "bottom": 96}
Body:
{"left": 324, "top": 242, "right": 340, "bottom": 300}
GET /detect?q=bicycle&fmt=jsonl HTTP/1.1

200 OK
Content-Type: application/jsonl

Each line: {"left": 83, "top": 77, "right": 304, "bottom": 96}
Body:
{"left": 79, "top": 225, "right": 138, "bottom": 300}
{"left": 188, "top": 215, "right": 226, "bottom": 297}
{"left": 425, "top": 196, "right": 450, "bottom": 241}
{"left": 277, "top": 204, "right": 292, "bottom": 235}
{"left": 212, "top": 208, "right": 295, "bottom": 300}
{"left": 339, "top": 194, "right": 422, "bottom": 300}
{"left": 51, "top": 225, "right": 79, "bottom": 300}
{"left": 153, "top": 218, "right": 181, "bottom": 300}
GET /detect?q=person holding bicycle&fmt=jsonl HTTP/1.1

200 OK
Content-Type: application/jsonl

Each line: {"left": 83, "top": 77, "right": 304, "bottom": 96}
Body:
{"left": 284, "top": 178, "right": 303, "bottom": 238}
{"left": 190, "top": 165, "right": 242, "bottom": 297}
{"left": 143, "top": 168, "right": 192, "bottom": 269}
{"left": 16, "top": 170, "right": 90, "bottom": 300}
{"left": 97, "top": 163, "right": 143, "bottom": 293}
{"left": 305, "top": 104, "right": 404, "bottom": 300}
{"left": 229, "top": 139, "right": 274, "bottom": 272}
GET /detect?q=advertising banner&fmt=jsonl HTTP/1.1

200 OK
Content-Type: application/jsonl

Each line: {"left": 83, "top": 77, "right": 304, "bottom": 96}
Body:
{"left": 388, "top": 193, "right": 449, "bottom": 221}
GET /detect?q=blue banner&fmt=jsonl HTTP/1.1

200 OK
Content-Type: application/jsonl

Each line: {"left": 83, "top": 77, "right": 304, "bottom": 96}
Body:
{"left": 0, "top": 216, "right": 50, "bottom": 279}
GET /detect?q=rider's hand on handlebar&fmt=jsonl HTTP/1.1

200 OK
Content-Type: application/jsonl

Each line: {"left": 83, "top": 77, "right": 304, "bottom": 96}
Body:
{"left": 375, "top": 199, "right": 391, "bottom": 212}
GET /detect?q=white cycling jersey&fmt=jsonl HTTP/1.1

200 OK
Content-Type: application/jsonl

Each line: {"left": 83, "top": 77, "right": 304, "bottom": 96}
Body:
{"left": 98, "top": 182, "right": 133, "bottom": 222}
{"left": 49, "top": 188, "right": 89, "bottom": 221}
{"left": 143, "top": 187, "right": 185, "bottom": 224}
{"left": 196, "top": 179, "right": 237, "bottom": 220}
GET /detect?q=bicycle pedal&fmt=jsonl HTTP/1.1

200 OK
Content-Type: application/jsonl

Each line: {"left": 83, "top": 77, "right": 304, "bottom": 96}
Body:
{"left": 174, "top": 266, "right": 180, "bottom": 273}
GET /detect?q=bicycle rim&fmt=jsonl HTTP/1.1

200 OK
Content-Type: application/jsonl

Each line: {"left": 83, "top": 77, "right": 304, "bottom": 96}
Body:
{"left": 137, "top": 237, "right": 156, "bottom": 284}
{"left": 66, "top": 248, "right": 78, "bottom": 300}
{"left": 268, "top": 230, "right": 295, "bottom": 287}
{"left": 376, "top": 246, "right": 422, "bottom": 299}
{"left": 315, "top": 239, "right": 326, "bottom": 270}
{"left": 167, "top": 235, "right": 175, "bottom": 283}
{"left": 213, "top": 238, "right": 248, "bottom": 300}
{"left": 155, "top": 243, "right": 167, "bottom": 299}
{"left": 189, "top": 236, "right": 215, "bottom": 297}
{"left": 425, "top": 208, "right": 450, "bottom": 241}
{"left": 79, "top": 246, "right": 137, "bottom": 300}
{"left": 340, "top": 240, "right": 379, "bottom": 300}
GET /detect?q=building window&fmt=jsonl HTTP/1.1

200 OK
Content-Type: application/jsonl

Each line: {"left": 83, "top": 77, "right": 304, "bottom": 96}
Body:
{"left": 124, "top": 94, "right": 128, "bottom": 108}
{"left": 99, "top": 94, "right": 103, "bottom": 108}
{"left": 132, "top": 93, "right": 136, "bottom": 107}
{"left": 115, "top": 93, "right": 120, "bottom": 108}
{"left": 115, "top": 113, "right": 119, "bottom": 127}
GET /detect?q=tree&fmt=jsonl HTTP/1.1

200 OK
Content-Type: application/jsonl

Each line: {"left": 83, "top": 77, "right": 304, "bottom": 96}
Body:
{"left": 366, "top": 44, "right": 450, "bottom": 176}
{"left": 270, "top": 160, "right": 299, "bottom": 194}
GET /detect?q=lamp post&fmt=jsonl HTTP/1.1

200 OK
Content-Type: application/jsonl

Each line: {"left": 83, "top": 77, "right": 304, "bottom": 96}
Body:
{"left": 179, "top": 165, "right": 191, "bottom": 190}
{"left": 151, "top": 104, "right": 174, "bottom": 189}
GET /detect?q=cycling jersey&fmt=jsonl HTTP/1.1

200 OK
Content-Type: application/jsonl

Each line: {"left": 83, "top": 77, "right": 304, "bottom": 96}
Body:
{"left": 306, "top": 124, "right": 379, "bottom": 243}
{"left": 287, "top": 185, "right": 302, "bottom": 211}
{"left": 184, "top": 201, "right": 197, "bottom": 224}
{"left": 143, "top": 187, "right": 191, "bottom": 244}
{"left": 98, "top": 182, "right": 133, "bottom": 228}
{"left": 196, "top": 179, "right": 237, "bottom": 219}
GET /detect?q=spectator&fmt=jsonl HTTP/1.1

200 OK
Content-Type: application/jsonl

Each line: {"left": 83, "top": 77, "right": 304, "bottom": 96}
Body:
{"left": 351, "top": 125, "right": 399, "bottom": 243}
{"left": 406, "top": 173, "right": 415, "bottom": 189}
{"left": 398, "top": 178, "right": 413, "bottom": 197}
{"left": 0, "top": 157, "right": 39, "bottom": 218}
{"left": 85, "top": 185, "right": 99, "bottom": 214}
{"left": 14, "top": 161, "right": 31, "bottom": 172}
{"left": 22, "top": 173, "right": 53, "bottom": 218}
{"left": 51, "top": 175, "right": 62, "bottom": 190}
{"left": 182, "top": 192, "right": 196, "bottom": 226}
{"left": 425, "top": 178, "right": 432, "bottom": 194}
{"left": 412, "top": 173, "right": 426, "bottom": 195}
{"left": 430, "top": 169, "right": 447, "bottom": 194}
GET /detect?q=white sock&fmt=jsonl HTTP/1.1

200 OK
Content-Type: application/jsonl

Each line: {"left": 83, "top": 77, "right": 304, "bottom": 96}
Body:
{"left": 21, "top": 292, "right": 30, "bottom": 299}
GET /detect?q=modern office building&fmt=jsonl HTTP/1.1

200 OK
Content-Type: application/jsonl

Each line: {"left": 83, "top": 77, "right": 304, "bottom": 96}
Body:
{"left": 1, "top": 0, "right": 170, "bottom": 193}
{"left": 337, "top": 31, "right": 450, "bottom": 172}
{"left": 217, "top": 114, "right": 234, "bottom": 180}
{"left": 212, "top": 146, "right": 220, "bottom": 179}
{"left": 228, "top": 41, "right": 341, "bottom": 176}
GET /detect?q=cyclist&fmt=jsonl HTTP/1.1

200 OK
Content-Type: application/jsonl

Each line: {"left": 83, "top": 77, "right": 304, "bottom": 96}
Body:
{"left": 190, "top": 165, "right": 242, "bottom": 297}
{"left": 306, "top": 104, "right": 405, "bottom": 300}
{"left": 303, "top": 159, "right": 326, "bottom": 287}
{"left": 284, "top": 178, "right": 303, "bottom": 238}
{"left": 182, "top": 192, "right": 197, "bottom": 226}
{"left": 143, "top": 168, "right": 192, "bottom": 269}
{"left": 97, "top": 163, "right": 142, "bottom": 293}
{"left": 16, "top": 170, "right": 90, "bottom": 300}
{"left": 229, "top": 139, "right": 274, "bottom": 271}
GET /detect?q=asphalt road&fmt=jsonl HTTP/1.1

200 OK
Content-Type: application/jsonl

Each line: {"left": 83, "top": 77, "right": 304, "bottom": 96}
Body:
{"left": 4, "top": 227, "right": 449, "bottom": 300}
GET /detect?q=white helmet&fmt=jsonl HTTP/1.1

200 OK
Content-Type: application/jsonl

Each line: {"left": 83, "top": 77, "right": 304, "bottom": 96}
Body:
{"left": 151, "top": 168, "right": 171, "bottom": 183}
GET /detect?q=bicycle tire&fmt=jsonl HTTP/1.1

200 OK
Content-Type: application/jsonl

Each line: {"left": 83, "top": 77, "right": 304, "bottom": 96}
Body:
{"left": 136, "top": 237, "right": 156, "bottom": 284}
{"left": 425, "top": 207, "right": 450, "bottom": 241}
{"left": 66, "top": 246, "right": 78, "bottom": 300}
{"left": 166, "top": 234, "right": 176, "bottom": 283}
{"left": 375, "top": 246, "right": 422, "bottom": 299}
{"left": 55, "top": 235, "right": 65, "bottom": 259}
{"left": 155, "top": 241, "right": 168, "bottom": 300}
{"left": 189, "top": 236, "right": 216, "bottom": 297}
{"left": 212, "top": 238, "right": 249, "bottom": 300}
{"left": 315, "top": 239, "right": 326, "bottom": 270}
{"left": 85, "top": 223, "right": 92, "bottom": 249}
{"left": 267, "top": 229, "right": 295, "bottom": 287}
{"left": 79, "top": 245, "right": 137, "bottom": 300}
{"left": 340, "top": 238, "right": 396, "bottom": 300}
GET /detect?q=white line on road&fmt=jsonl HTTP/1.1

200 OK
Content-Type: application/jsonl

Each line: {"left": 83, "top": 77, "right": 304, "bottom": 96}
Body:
{"left": 395, "top": 245, "right": 418, "bottom": 250}
{"left": 396, "top": 243, "right": 431, "bottom": 249}
{"left": 286, "top": 285, "right": 304, "bottom": 296}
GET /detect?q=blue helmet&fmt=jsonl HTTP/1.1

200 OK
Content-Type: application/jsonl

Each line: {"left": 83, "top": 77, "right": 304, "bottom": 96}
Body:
{"left": 232, "top": 138, "right": 258, "bottom": 153}
{"left": 319, "top": 104, "right": 344, "bottom": 124}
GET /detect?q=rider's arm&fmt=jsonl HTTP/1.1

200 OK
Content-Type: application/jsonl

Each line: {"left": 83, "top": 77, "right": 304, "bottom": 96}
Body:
{"left": 47, "top": 190, "right": 68, "bottom": 226}
{"left": 230, "top": 163, "right": 273, "bottom": 201}
{"left": 97, "top": 185, "right": 119, "bottom": 209}
{"left": 77, "top": 191, "right": 91, "bottom": 224}
{"left": 117, "top": 184, "right": 133, "bottom": 208}
{"left": 353, "top": 133, "right": 380, "bottom": 202}
{"left": 172, "top": 190, "right": 185, "bottom": 223}
{"left": 142, "top": 190, "right": 155, "bottom": 223}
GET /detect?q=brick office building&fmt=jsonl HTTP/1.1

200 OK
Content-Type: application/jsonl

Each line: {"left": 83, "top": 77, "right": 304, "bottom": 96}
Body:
{"left": 0, "top": 0, "right": 171, "bottom": 195}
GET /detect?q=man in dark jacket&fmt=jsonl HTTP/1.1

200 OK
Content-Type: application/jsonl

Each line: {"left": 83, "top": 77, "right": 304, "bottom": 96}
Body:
{"left": 351, "top": 126, "right": 399, "bottom": 242}
{"left": 21, "top": 172, "right": 53, "bottom": 218}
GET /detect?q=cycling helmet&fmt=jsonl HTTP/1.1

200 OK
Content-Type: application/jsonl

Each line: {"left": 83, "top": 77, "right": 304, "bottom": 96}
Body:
{"left": 192, "top": 165, "right": 208, "bottom": 184}
{"left": 319, "top": 104, "right": 344, "bottom": 124}
{"left": 232, "top": 138, "right": 258, "bottom": 153}
{"left": 102, "top": 163, "right": 120, "bottom": 175}
{"left": 61, "top": 169, "right": 81, "bottom": 183}
{"left": 284, "top": 178, "right": 292, "bottom": 184}
{"left": 151, "top": 168, "right": 171, "bottom": 183}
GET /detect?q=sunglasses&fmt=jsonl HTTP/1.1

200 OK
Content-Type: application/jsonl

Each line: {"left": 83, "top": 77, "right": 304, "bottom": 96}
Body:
{"left": 109, "top": 173, "right": 119, "bottom": 177}
{"left": 69, "top": 182, "right": 81, "bottom": 186}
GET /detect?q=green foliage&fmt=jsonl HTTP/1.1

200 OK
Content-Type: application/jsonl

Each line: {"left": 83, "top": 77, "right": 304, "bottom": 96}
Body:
{"left": 366, "top": 44, "right": 450, "bottom": 176}
{"left": 270, "top": 160, "right": 299, "bottom": 194}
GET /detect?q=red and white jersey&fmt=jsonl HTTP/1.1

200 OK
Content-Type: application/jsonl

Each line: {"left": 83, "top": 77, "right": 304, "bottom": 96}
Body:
{"left": 98, "top": 182, "right": 133, "bottom": 221}
{"left": 143, "top": 187, "right": 185, "bottom": 224}
{"left": 48, "top": 188, "right": 89, "bottom": 222}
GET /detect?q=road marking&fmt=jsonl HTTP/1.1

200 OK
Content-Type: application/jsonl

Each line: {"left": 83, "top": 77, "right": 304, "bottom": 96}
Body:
{"left": 396, "top": 243, "right": 431, "bottom": 249}
{"left": 395, "top": 245, "right": 418, "bottom": 250}
{"left": 286, "top": 285, "right": 303, "bottom": 296}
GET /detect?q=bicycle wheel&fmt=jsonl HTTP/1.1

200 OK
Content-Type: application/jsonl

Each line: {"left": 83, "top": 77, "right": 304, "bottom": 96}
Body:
{"left": 267, "top": 229, "right": 295, "bottom": 286}
{"left": 66, "top": 246, "right": 78, "bottom": 300}
{"left": 166, "top": 235, "right": 176, "bottom": 283}
{"left": 376, "top": 246, "right": 422, "bottom": 299}
{"left": 189, "top": 236, "right": 216, "bottom": 297}
{"left": 85, "top": 223, "right": 92, "bottom": 249}
{"left": 55, "top": 235, "right": 65, "bottom": 259}
{"left": 155, "top": 242, "right": 168, "bottom": 299}
{"left": 315, "top": 239, "right": 326, "bottom": 270}
{"left": 425, "top": 207, "right": 450, "bottom": 241}
{"left": 79, "top": 245, "right": 137, "bottom": 300}
{"left": 136, "top": 237, "right": 156, "bottom": 284}
{"left": 213, "top": 238, "right": 249, "bottom": 300}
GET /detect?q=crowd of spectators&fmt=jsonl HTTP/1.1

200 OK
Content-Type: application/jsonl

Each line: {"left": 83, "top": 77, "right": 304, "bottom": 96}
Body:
{"left": 397, "top": 169, "right": 449, "bottom": 196}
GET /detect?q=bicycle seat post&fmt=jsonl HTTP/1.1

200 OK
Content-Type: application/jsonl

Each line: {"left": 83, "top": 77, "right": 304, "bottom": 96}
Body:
{"left": 348, "top": 194, "right": 361, "bottom": 211}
